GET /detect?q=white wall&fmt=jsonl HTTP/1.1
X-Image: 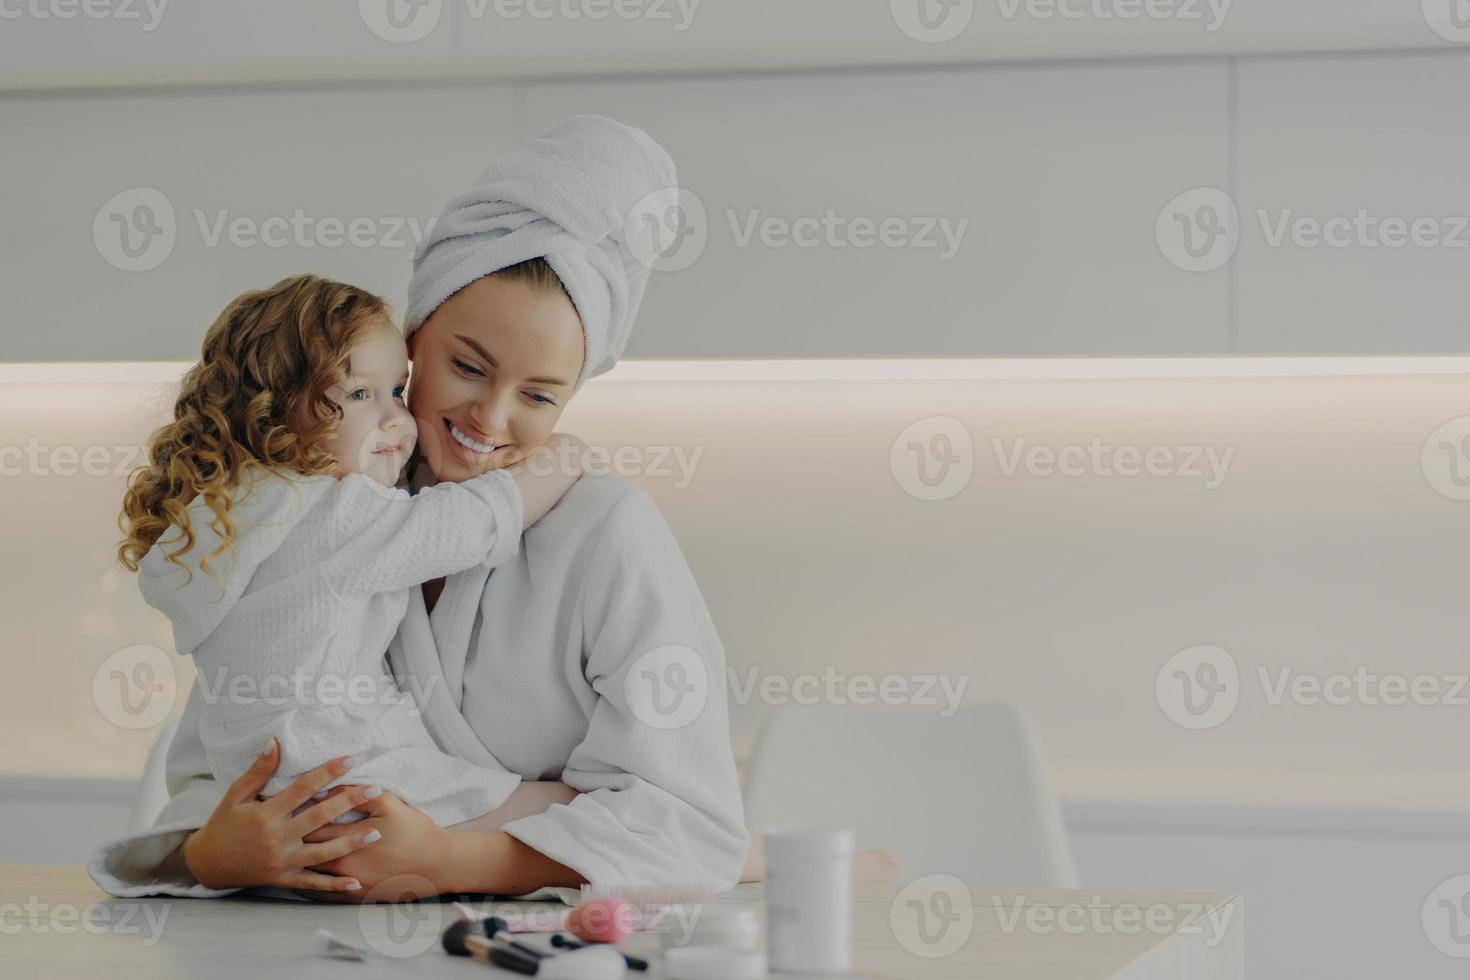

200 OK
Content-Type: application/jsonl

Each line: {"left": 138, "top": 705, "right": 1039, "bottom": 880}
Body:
{"left": 7, "top": 49, "right": 1470, "bottom": 361}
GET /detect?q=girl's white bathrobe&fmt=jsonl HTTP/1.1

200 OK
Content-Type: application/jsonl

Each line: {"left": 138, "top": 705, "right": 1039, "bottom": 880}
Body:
{"left": 89, "top": 471, "right": 750, "bottom": 898}
{"left": 134, "top": 464, "right": 528, "bottom": 829}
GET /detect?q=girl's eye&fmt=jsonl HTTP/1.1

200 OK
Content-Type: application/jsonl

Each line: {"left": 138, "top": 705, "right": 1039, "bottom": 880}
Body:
{"left": 392, "top": 385, "right": 406, "bottom": 400}
{"left": 451, "top": 356, "right": 484, "bottom": 378}
{"left": 348, "top": 388, "right": 368, "bottom": 401}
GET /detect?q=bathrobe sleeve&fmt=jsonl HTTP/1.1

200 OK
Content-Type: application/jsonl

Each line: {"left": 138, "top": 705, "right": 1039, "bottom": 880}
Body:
{"left": 327, "top": 469, "right": 524, "bottom": 595}
{"left": 500, "top": 488, "right": 750, "bottom": 892}
{"left": 87, "top": 682, "right": 241, "bottom": 898}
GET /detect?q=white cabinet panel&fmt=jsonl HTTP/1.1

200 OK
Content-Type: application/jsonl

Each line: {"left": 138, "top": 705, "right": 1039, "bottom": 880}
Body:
{"left": 1237, "top": 53, "right": 1470, "bottom": 354}
{"left": 524, "top": 62, "right": 1231, "bottom": 358}
{"left": 1, "top": 84, "right": 516, "bottom": 360}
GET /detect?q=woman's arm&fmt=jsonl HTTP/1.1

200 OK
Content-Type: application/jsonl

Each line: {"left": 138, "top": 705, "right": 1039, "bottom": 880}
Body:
{"left": 88, "top": 688, "right": 382, "bottom": 897}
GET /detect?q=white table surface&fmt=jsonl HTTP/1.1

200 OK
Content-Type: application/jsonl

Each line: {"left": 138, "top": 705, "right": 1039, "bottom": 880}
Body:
{"left": 2, "top": 866, "right": 1242, "bottom": 979}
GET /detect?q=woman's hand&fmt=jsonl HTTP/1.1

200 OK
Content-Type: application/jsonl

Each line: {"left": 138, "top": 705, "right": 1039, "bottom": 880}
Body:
{"left": 294, "top": 789, "right": 452, "bottom": 903}
{"left": 180, "top": 738, "right": 383, "bottom": 893}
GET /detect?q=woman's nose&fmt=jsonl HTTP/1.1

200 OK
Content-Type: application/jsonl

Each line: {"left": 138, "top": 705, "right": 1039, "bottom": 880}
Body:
{"left": 469, "top": 397, "right": 510, "bottom": 438}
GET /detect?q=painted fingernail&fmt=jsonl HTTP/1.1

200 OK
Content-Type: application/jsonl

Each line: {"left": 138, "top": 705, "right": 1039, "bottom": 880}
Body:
{"left": 340, "top": 755, "right": 357, "bottom": 769}
{"left": 258, "top": 737, "right": 276, "bottom": 759}
{"left": 344, "top": 880, "right": 362, "bottom": 891}
{"left": 361, "top": 785, "right": 382, "bottom": 799}
{"left": 362, "top": 830, "right": 382, "bottom": 844}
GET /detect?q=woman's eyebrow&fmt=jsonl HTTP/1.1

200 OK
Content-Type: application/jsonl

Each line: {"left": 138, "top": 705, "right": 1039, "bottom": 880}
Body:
{"left": 455, "top": 334, "right": 570, "bottom": 387}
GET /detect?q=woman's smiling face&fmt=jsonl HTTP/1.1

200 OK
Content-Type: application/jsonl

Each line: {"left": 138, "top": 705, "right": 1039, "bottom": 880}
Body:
{"left": 405, "top": 272, "right": 585, "bottom": 484}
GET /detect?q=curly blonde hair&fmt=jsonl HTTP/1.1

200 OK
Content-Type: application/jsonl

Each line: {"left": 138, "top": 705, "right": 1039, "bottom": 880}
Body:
{"left": 118, "top": 274, "right": 395, "bottom": 584}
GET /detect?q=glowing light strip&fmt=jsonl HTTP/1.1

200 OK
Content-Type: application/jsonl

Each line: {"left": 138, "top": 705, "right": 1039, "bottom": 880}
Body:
{"left": 4, "top": 356, "right": 1470, "bottom": 385}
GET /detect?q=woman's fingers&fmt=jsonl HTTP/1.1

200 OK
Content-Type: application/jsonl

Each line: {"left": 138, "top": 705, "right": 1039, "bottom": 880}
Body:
{"left": 287, "top": 784, "right": 382, "bottom": 838}
{"left": 223, "top": 737, "right": 280, "bottom": 806}
{"left": 266, "top": 754, "right": 358, "bottom": 816}
{"left": 300, "top": 828, "right": 382, "bottom": 868}
{"left": 283, "top": 870, "right": 361, "bottom": 894}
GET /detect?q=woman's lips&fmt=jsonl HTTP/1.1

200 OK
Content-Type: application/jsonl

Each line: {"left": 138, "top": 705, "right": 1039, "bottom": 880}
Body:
{"left": 443, "top": 417, "right": 502, "bottom": 468}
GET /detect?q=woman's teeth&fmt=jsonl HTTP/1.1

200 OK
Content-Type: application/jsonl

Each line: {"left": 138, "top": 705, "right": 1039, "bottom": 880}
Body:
{"left": 449, "top": 421, "right": 497, "bottom": 455}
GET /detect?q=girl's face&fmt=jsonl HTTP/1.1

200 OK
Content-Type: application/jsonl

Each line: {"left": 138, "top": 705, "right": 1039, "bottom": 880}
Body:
{"left": 405, "top": 273, "right": 585, "bottom": 484}
{"left": 319, "top": 324, "right": 417, "bottom": 487}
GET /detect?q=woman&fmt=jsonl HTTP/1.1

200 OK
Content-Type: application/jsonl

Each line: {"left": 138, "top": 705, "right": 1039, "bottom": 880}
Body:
{"left": 89, "top": 115, "right": 750, "bottom": 900}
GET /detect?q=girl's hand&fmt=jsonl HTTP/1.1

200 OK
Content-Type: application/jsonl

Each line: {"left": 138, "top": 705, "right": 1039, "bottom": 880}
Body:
{"left": 295, "top": 790, "right": 451, "bottom": 903}
{"left": 181, "top": 738, "right": 383, "bottom": 893}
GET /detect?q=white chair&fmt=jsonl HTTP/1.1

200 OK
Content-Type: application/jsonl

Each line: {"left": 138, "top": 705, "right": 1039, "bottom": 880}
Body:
{"left": 742, "top": 702, "right": 1078, "bottom": 887}
{"left": 125, "top": 715, "right": 181, "bottom": 832}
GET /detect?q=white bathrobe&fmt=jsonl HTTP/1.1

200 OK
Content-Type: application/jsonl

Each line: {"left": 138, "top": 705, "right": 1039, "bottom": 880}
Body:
{"left": 89, "top": 471, "right": 749, "bottom": 898}
{"left": 133, "top": 463, "right": 527, "bottom": 829}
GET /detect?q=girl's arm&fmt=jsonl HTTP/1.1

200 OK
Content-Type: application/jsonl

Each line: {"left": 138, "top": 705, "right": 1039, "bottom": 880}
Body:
{"left": 329, "top": 434, "right": 584, "bottom": 595}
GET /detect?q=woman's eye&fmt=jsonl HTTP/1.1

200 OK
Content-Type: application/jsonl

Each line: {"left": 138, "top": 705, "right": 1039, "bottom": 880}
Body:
{"left": 526, "top": 393, "right": 555, "bottom": 406}
{"left": 451, "top": 356, "right": 484, "bottom": 378}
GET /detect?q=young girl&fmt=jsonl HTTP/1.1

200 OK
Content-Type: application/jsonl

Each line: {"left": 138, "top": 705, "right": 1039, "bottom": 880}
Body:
{"left": 117, "top": 274, "right": 582, "bottom": 837}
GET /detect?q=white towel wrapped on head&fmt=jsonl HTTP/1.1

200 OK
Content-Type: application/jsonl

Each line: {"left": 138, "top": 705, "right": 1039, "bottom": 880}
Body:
{"left": 406, "top": 114, "right": 678, "bottom": 391}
